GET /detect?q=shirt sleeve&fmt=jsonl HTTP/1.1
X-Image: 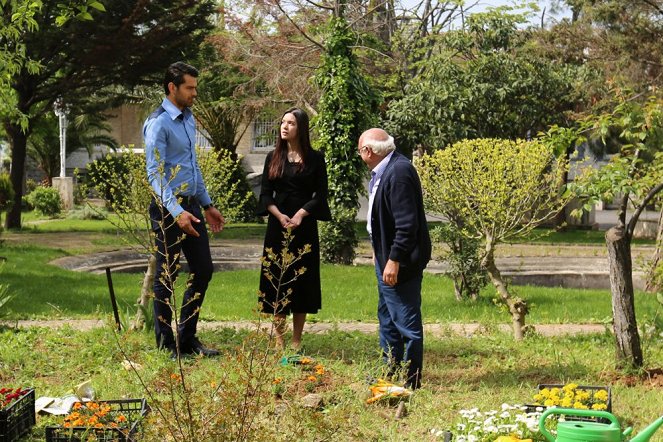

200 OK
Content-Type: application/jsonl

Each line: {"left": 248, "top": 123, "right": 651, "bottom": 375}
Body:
{"left": 144, "top": 116, "right": 183, "bottom": 217}
{"left": 256, "top": 152, "right": 275, "bottom": 216}
{"left": 302, "top": 152, "right": 332, "bottom": 221}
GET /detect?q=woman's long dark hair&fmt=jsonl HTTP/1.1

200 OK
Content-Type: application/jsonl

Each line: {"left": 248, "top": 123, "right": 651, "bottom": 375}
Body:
{"left": 268, "top": 107, "right": 311, "bottom": 179}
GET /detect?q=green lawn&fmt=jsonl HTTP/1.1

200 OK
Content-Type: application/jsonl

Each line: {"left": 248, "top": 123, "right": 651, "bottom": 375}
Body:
{"left": 2, "top": 221, "right": 663, "bottom": 441}
{"left": 0, "top": 241, "right": 659, "bottom": 325}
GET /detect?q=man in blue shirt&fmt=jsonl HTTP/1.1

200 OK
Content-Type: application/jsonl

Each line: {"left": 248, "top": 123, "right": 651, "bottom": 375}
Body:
{"left": 358, "top": 128, "right": 431, "bottom": 389}
{"left": 144, "top": 61, "right": 225, "bottom": 359}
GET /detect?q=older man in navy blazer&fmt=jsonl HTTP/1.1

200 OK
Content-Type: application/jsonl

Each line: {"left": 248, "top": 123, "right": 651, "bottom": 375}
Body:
{"left": 358, "top": 128, "right": 431, "bottom": 389}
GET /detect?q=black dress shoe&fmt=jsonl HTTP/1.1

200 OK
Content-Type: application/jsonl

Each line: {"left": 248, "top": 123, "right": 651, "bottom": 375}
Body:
{"left": 184, "top": 337, "right": 220, "bottom": 357}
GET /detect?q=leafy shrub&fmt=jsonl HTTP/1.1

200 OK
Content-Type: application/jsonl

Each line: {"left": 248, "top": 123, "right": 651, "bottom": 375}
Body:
{"left": 319, "top": 206, "right": 358, "bottom": 264}
{"left": 0, "top": 174, "right": 14, "bottom": 232}
{"left": 86, "top": 153, "right": 136, "bottom": 209}
{"left": 26, "top": 186, "right": 62, "bottom": 217}
{"left": 0, "top": 173, "right": 14, "bottom": 211}
{"left": 197, "top": 148, "right": 258, "bottom": 223}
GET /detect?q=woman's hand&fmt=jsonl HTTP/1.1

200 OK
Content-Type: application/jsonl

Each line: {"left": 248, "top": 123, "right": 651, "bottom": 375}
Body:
{"left": 287, "top": 209, "right": 309, "bottom": 230}
{"left": 279, "top": 214, "right": 292, "bottom": 228}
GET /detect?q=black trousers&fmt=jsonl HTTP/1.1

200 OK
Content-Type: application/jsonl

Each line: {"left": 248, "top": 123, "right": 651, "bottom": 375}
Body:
{"left": 149, "top": 199, "right": 213, "bottom": 350}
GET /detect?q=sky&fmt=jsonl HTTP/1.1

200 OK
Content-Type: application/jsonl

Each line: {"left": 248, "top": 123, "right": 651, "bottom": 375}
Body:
{"left": 402, "top": 0, "right": 572, "bottom": 27}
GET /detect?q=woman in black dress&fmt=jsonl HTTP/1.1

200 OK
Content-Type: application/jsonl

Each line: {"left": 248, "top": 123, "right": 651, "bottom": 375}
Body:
{"left": 256, "top": 107, "right": 331, "bottom": 350}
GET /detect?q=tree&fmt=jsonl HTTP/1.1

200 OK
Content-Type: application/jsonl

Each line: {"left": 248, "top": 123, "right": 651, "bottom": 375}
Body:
{"left": 385, "top": 9, "right": 580, "bottom": 154}
{"left": 1, "top": 0, "right": 215, "bottom": 229}
{"left": 418, "top": 138, "right": 570, "bottom": 340}
{"left": 570, "top": 94, "right": 663, "bottom": 369}
{"left": 27, "top": 111, "right": 118, "bottom": 184}
{"left": 314, "top": 14, "right": 379, "bottom": 264}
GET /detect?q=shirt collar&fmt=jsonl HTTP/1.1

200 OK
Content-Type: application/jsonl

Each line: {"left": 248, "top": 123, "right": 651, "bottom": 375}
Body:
{"left": 372, "top": 150, "right": 394, "bottom": 180}
{"left": 161, "top": 97, "right": 192, "bottom": 121}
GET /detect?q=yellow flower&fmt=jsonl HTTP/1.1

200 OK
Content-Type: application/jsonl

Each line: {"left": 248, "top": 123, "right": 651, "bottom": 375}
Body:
{"left": 594, "top": 390, "right": 609, "bottom": 402}
{"left": 591, "top": 403, "right": 608, "bottom": 410}
{"left": 561, "top": 397, "right": 573, "bottom": 408}
{"left": 563, "top": 383, "right": 578, "bottom": 392}
{"left": 573, "top": 401, "right": 589, "bottom": 409}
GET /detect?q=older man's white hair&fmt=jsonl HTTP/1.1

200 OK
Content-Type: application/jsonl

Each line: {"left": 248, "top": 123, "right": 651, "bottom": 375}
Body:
{"left": 364, "top": 134, "right": 396, "bottom": 156}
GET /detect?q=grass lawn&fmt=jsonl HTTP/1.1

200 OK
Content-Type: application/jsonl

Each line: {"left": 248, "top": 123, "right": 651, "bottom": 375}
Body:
{"left": 2, "top": 217, "right": 662, "bottom": 441}
{"left": 1, "top": 324, "right": 662, "bottom": 441}
{"left": 1, "top": 241, "right": 660, "bottom": 325}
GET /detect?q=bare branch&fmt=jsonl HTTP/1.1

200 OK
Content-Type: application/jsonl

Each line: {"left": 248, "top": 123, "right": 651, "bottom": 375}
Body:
{"left": 275, "top": 1, "right": 325, "bottom": 50}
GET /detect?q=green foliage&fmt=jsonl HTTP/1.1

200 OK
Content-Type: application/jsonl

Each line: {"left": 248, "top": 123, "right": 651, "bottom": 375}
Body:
{"left": 385, "top": 10, "right": 579, "bottom": 153}
{"left": 0, "top": 261, "right": 13, "bottom": 319}
{"left": 197, "top": 148, "right": 258, "bottom": 223}
{"left": 569, "top": 94, "right": 663, "bottom": 229}
{"left": 319, "top": 206, "right": 359, "bottom": 265}
{"left": 2, "top": 0, "right": 216, "bottom": 229}
{"left": 314, "top": 16, "right": 379, "bottom": 264}
{"left": 86, "top": 152, "right": 144, "bottom": 210}
{"left": 418, "top": 138, "right": 569, "bottom": 244}
{"left": 26, "top": 185, "right": 62, "bottom": 217}
{"left": 0, "top": 173, "right": 14, "bottom": 230}
{"left": 27, "top": 111, "right": 119, "bottom": 182}
{"left": 432, "top": 223, "right": 487, "bottom": 301}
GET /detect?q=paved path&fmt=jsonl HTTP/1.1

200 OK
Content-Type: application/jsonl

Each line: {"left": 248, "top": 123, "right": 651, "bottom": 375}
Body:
{"left": 0, "top": 319, "right": 608, "bottom": 337}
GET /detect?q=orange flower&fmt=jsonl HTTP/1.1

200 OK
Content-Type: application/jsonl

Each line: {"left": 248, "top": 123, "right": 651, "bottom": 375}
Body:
{"left": 307, "top": 376, "right": 317, "bottom": 382}
{"left": 272, "top": 377, "right": 283, "bottom": 385}
{"left": 117, "top": 414, "right": 127, "bottom": 423}
{"left": 73, "top": 403, "right": 83, "bottom": 410}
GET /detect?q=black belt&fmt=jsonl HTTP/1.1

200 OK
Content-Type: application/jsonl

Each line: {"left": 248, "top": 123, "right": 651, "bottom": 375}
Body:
{"left": 176, "top": 195, "right": 197, "bottom": 206}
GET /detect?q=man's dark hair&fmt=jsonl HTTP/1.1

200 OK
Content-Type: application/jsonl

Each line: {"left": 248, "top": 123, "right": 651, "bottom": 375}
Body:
{"left": 163, "top": 62, "right": 199, "bottom": 95}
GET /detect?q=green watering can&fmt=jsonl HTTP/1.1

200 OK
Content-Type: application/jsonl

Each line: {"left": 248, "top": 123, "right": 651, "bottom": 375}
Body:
{"left": 539, "top": 408, "right": 663, "bottom": 442}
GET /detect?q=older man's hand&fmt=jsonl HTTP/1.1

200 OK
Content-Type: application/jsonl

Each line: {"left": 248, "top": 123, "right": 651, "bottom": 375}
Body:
{"left": 382, "top": 259, "right": 400, "bottom": 287}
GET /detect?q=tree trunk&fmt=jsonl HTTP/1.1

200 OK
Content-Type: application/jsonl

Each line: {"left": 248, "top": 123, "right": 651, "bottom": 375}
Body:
{"left": 4, "top": 123, "right": 27, "bottom": 230}
{"left": 606, "top": 226, "right": 643, "bottom": 369}
{"left": 644, "top": 207, "right": 663, "bottom": 292}
{"left": 482, "top": 243, "right": 527, "bottom": 340}
{"left": 132, "top": 255, "right": 156, "bottom": 330}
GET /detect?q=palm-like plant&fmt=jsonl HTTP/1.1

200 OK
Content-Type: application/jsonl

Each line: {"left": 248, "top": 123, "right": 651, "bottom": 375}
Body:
{"left": 28, "top": 111, "right": 119, "bottom": 184}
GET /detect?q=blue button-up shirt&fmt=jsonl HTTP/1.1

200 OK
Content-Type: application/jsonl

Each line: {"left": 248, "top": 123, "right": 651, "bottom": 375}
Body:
{"left": 366, "top": 150, "right": 394, "bottom": 237}
{"left": 144, "top": 98, "right": 211, "bottom": 217}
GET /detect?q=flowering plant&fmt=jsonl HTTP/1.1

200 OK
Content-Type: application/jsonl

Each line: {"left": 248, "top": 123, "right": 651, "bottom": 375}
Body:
{"left": 533, "top": 383, "right": 609, "bottom": 411}
{"left": 431, "top": 404, "right": 547, "bottom": 441}
{"left": 1, "top": 387, "right": 30, "bottom": 409}
{"left": 62, "top": 402, "right": 129, "bottom": 430}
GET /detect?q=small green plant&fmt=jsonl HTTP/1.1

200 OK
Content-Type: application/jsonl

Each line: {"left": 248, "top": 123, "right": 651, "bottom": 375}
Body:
{"left": 0, "top": 262, "right": 13, "bottom": 318}
{"left": 0, "top": 173, "right": 14, "bottom": 231}
{"left": 26, "top": 185, "right": 62, "bottom": 217}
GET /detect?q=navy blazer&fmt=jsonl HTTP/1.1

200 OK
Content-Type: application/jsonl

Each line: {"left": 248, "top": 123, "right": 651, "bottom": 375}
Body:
{"left": 370, "top": 151, "right": 432, "bottom": 283}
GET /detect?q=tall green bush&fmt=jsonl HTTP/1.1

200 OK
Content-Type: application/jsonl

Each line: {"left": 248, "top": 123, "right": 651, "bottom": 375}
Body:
{"left": 314, "top": 16, "right": 379, "bottom": 264}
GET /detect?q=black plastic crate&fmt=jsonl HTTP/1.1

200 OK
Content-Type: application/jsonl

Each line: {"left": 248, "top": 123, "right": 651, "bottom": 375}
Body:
{"left": 526, "top": 384, "right": 612, "bottom": 423}
{"left": 45, "top": 398, "right": 148, "bottom": 442}
{"left": 0, "top": 388, "right": 36, "bottom": 442}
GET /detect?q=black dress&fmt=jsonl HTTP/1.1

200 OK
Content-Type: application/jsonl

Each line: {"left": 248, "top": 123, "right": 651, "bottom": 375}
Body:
{"left": 256, "top": 150, "right": 332, "bottom": 315}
